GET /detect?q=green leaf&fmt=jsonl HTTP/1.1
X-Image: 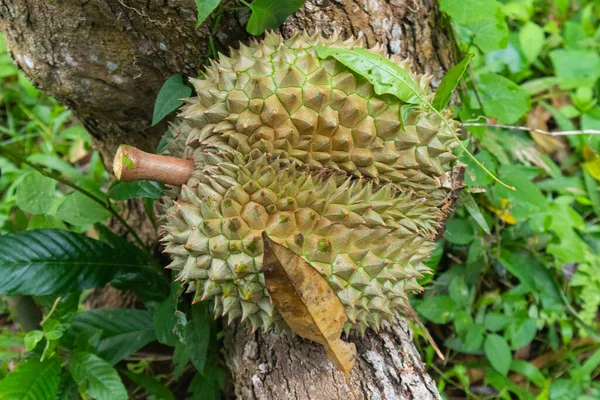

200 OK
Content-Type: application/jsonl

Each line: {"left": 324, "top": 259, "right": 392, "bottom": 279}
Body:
{"left": 108, "top": 180, "right": 165, "bottom": 201}
{"left": 69, "top": 352, "right": 127, "bottom": 400}
{"left": 0, "top": 229, "right": 162, "bottom": 296}
{"left": 154, "top": 282, "right": 187, "bottom": 346}
{"left": 24, "top": 330, "right": 44, "bottom": 351}
{"left": 439, "top": 0, "right": 496, "bottom": 25}
{"left": 121, "top": 371, "right": 175, "bottom": 400}
{"left": 173, "top": 343, "right": 190, "bottom": 379}
{"left": 433, "top": 54, "right": 472, "bottom": 111}
{"left": 245, "top": 0, "right": 306, "bottom": 36}
{"left": 43, "top": 319, "right": 64, "bottom": 341}
{"left": 66, "top": 309, "right": 156, "bottom": 365}
{"left": 511, "top": 318, "right": 537, "bottom": 349}
{"left": 95, "top": 225, "right": 169, "bottom": 302}
{"left": 519, "top": 22, "right": 545, "bottom": 64}
{"left": 152, "top": 74, "right": 192, "bottom": 126}
{"left": 484, "top": 334, "right": 512, "bottom": 376}
{"left": 510, "top": 360, "right": 545, "bottom": 387}
{"left": 56, "top": 192, "right": 112, "bottom": 226}
{"left": 449, "top": 276, "right": 470, "bottom": 308}
{"left": 484, "top": 313, "right": 513, "bottom": 332}
{"left": 27, "top": 215, "right": 67, "bottom": 230}
{"left": 316, "top": 46, "right": 421, "bottom": 104}
{"left": 464, "top": 324, "right": 485, "bottom": 352}
{"left": 468, "top": 10, "right": 509, "bottom": 52}
{"left": 477, "top": 73, "right": 530, "bottom": 123}
{"left": 459, "top": 192, "right": 490, "bottom": 235}
{"left": 15, "top": 171, "right": 57, "bottom": 215}
{"left": 550, "top": 49, "right": 600, "bottom": 89}
{"left": 0, "top": 358, "right": 61, "bottom": 400}
{"left": 416, "top": 295, "right": 457, "bottom": 324}
{"left": 444, "top": 218, "right": 474, "bottom": 245}
{"left": 194, "top": 0, "right": 220, "bottom": 28}
{"left": 185, "top": 303, "right": 210, "bottom": 373}
{"left": 187, "top": 369, "right": 224, "bottom": 400}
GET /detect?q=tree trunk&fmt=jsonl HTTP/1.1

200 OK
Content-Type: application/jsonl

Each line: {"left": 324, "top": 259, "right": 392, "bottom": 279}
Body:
{"left": 0, "top": 1, "right": 456, "bottom": 398}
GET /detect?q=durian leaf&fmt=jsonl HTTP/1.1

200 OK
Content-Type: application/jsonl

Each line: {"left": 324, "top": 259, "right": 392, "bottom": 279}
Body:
{"left": 152, "top": 74, "right": 192, "bottom": 126}
{"left": 64, "top": 309, "right": 156, "bottom": 365}
{"left": 0, "top": 229, "right": 165, "bottom": 297}
{"left": 194, "top": 0, "right": 220, "bottom": 28}
{"left": 262, "top": 233, "right": 356, "bottom": 375}
{"left": 432, "top": 54, "right": 473, "bottom": 111}
{"left": 315, "top": 46, "right": 422, "bottom": 104}
{"left": 0, "top": 358, "right": 61, "bottom": 400}
{"left": 245, "top": 0, "right": 306, "bottom": 36}
{"left": 107, "top": 180, "right": 165, "bottom": 200}
{"left": 69, "top": 352, "right": 128, "bottom": 400}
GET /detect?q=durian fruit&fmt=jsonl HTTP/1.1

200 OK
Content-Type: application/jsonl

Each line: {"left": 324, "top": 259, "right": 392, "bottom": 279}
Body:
{"left": 161, "top": 32, "right": 460, "bottom": 334}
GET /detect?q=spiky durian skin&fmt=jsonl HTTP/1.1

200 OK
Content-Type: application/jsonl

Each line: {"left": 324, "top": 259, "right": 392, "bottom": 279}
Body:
{"left": 162, "top": 32, "right": 460, "bottom": 333}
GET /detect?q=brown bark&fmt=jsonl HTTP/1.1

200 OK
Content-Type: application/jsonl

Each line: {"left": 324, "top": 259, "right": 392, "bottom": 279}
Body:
{"left": 0, "top": 1, "right": 457, "bottom": 399}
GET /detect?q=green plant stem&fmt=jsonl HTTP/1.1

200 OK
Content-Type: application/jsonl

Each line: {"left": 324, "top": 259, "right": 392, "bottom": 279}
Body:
{"left": 0, "top": 146, "right": 148, "bottom": 251}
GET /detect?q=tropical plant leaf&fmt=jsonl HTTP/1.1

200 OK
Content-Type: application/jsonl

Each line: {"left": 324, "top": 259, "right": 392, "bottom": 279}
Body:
{"left": 154, "top": 281, "right": 187, "bottom": 346}
{"left": 69, "top": 352, "right": 127, "bottom": 400}
{"left": 432, "top": 54, "right": 473, "bottom": 111}
{"left": 459, "top": 191, "right": 491, "bottom": 234}
{"left": 152, "top": 74, "right": 192, "bottom": 126}
{"left": 194, "top": 0, "right": 220, "bottom": 28}
{"left": 0, "top": 358, "right": 60, "bottom": 400}
{"left": 484, "top": 334, "right": 512, "bottom": 376}
{"left": 0, "top": 229, "right": 164, "bottom": 297}
{"left": 121, "top": 371, "right": 175, "bottom": 400}
{"left": 15, "top": 171, "right": 57, "bottom": 214}
{"left": 184, "top": 303, "right": 210, "bottom": 374}
{"left": 316, "top": 46, "right": 422, "bottom": 104}
{"left": 245, "top": 0, "right": 306, "bottom": 36}
{"left": 65, "top": 309, "right": 156, "bottom": 364}
{"left": 107, "top": 180, "right": 165, "bottom": 200}
{"left": 262, "top": 233, "right": 356, "bottom": 375}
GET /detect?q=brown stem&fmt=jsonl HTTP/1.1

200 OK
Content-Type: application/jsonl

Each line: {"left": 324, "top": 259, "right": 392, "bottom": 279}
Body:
{"left": 113, "top": 145, "right": 194, "bottom": 186}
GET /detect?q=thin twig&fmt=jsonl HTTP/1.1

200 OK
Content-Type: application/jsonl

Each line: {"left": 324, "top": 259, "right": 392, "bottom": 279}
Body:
{"left": 461, "top": 122, "right": 600, "bottom": 137}
{"left": 0, "top": 146, "right": 147, "bottom": 251}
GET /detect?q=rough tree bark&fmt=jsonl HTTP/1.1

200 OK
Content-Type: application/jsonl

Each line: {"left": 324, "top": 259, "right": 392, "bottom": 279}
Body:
{"left": 0, "top": 1, "right": 457, "bottom": 398}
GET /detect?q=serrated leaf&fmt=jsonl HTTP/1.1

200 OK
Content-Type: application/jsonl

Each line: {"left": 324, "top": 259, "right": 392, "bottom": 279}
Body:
{"left": 15, "top": 171, "right": 57, "bottom": 215}
{"left": 433, "top": 54, "right": 472, "bottom": 111}
{"left": 0, "top": 358, "right": 61, "bottom": 400}
{"left": 69, "top": 352, "right": 127, "bottom": 400}
{"left": 0, "top": 229, "right": 163, "bottom": 296}
{"left": 484, "top": 334, "right": 512, "bottom": 376}
{"left": 151, "top": 74, "right": 192, "bottom": 126}
{"left": 66, "top": 309, "right": 155, "bottom": 365}
{"left": 185, "top": 303, "right": 210, "bottom": 373}
{"left": 316, "top": 46, "right": 421, "bottom": 104}
{"left": 56, "top": 191, "right": 111, "bottom": 226}
{"left": 246, "top": 0, "right": 306, "bottom": 36}
{"left": 121, "top": 371, "right": 175, "bottom": 400}
{"left": 107, "top": 180, "right": 165, "bottom": 200}
{"left": 262, "top": 233, "right": 356, "bottom": 375}
{"left": 194, "top": 0, "right": 220, "bottom": 28}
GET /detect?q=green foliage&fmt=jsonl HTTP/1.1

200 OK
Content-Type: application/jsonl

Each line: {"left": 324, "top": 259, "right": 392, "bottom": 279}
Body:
{"left": 244, "top": 0, "right": 306, "bottom": 35}
{"left": 151, "top": 74, "right": 192, "bottom": 126}
{"left": 0, "top": 34, "right": 220, "bottom": 400}
{"left": 194, "top": 0, "right": 221, "bottom": 28}
{"left": 433, "top": 54, "right": 473, "bottom": 111}
{"left": 415, "top": 1, "right": 600, "bottom": 398}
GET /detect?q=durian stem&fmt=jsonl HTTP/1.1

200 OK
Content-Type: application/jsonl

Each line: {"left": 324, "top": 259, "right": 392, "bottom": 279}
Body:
{"left": 113, "top": 145, "right": 195, "bottom": 186}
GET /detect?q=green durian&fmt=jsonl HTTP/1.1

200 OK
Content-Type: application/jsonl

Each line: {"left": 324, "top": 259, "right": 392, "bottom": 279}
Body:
{"left": 161, "top": 32, "right": 461, "bottom": 334}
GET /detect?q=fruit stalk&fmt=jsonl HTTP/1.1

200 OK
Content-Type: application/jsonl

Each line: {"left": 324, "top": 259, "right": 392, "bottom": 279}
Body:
{"left": 113, "top": 145, "right": 194, "bottom": 186}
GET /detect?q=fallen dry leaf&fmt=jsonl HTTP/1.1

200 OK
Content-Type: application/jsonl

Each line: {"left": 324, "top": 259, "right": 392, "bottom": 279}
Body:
{"left": 262, "top": 232, "right": 356, "bottom": 375}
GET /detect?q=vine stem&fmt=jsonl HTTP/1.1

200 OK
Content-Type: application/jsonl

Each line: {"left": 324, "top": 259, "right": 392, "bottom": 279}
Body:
{"left": 461, "top": 122, "right": 600, "bottom": 137}
{"left": 0, "top": 146, "right": 148, "bottom": 251}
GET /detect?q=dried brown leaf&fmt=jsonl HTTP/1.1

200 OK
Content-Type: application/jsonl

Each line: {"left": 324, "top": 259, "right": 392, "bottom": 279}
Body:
{"left": 262, "top": 232, "right": 356, "bottom": 375}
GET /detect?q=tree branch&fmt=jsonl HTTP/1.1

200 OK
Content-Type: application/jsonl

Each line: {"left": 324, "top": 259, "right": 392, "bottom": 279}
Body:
{"left": 461, "top": 122, "right": 600, "bottom": 137}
